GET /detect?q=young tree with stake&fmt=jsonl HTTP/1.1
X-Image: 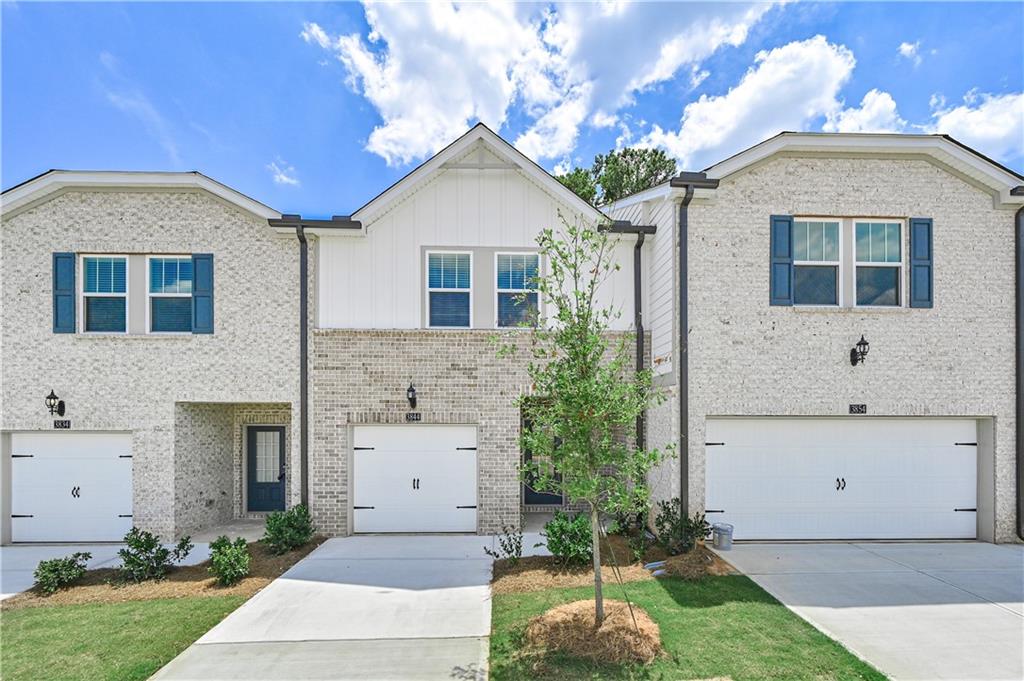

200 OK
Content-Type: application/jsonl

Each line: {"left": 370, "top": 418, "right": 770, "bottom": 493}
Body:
{"left": 499, "top": 217, "right": 668, "bottom": 625}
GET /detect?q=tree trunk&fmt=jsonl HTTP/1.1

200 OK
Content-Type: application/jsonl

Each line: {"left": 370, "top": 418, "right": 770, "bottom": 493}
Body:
{"left": 591, "top": 504, "right": 604, "bottom": 626}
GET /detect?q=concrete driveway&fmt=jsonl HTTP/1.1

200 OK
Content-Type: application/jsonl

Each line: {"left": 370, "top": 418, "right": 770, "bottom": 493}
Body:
{"left": 0, "top": 543, "right": 212, "bottom": 600}
{"left": 153, "top": 535, "right": 498, "bottom": 681}
{"left": 720, "top": 542, "right": 1024, "bottom": 681}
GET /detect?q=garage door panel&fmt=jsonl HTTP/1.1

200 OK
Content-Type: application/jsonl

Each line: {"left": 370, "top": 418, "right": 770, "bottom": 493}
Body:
{"left": 705, "top": 418, "right": 977, "bottom": 540}
{"left": 353, "top": 426, "right": 477, "bottom": 533}
{"left": 10, "top": 432, "right": 133, "bottom": 543}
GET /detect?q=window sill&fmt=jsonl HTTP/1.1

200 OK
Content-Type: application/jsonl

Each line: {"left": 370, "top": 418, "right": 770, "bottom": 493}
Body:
{"left": 791, "top": 305, "right": 910, "bottom": 314}
{"left": 71, "top": 332, "right": 198, "bottom": 339}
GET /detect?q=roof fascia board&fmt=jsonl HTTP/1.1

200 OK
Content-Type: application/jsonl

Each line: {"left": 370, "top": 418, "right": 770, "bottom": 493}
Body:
{"left": 352, "top": 125, "right": 607, "bottom": 227}
{"left": 705, "top": 134, "right": 1024, "bottom": 200}
{"left": 1, "top": 170, "right": 281, "bottom": 219}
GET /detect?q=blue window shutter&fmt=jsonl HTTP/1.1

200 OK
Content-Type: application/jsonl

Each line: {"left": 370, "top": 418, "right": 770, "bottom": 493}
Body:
{"left": 191, "top": 253, "right": 214, "bottom": 333}
{"left": 909, "top": 218, "right": 933, "bottom": 308}
{"left": 769, "top": 215, "right": 794, "bottom": 306}
{"left": 52, "top": 252, "right": 76, "bottom": 333}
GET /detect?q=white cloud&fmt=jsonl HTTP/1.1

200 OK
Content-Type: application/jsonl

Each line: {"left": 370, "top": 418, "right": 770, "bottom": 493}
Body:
{"left": 266, "top": 158, "right": 300, "bottom": 186}
{"left": 302, "top": 2, "right": 776, "bottom": 166}
{"left": 641, "top": 36, "right": 856, "bottom": 168}
{"left": 898, "top": 41, "right": 922, "bottom": 67}
{"left": 98, "top": 51, "right": 180, "bottom": 166}
{"left": 824, "top": 89, "right": 906, "bottom": 133}
{"left": 927, "top": 90, "right": 1024, "bottom": 162}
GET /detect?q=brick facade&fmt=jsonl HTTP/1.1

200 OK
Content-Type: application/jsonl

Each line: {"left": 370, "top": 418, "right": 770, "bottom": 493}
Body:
{"left": 637, "top": 155, "right": 1020, "bottom": 543}
{"left": 310, "top": 329, "right": 648, "bottom": 536}
{"left": 1, "top": 190, "right": 302, "bottom": 540}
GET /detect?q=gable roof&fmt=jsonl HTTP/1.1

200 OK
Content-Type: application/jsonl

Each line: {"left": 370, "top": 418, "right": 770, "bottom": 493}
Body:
{"left": 609, "top": 132, "right": 1024, "bottom": 211}
{"left": 351, "top": 123, "right": 606, "bottom": 227}
{"left": 704, "top": 132, "right": 1024, "bottom": 206}
{"left": 1, "top": 170, "right": 281, "bottom": 220}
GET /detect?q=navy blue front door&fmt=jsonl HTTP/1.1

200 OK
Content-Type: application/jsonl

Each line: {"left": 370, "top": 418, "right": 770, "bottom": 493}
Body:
{"left": 247, "top": 426, "right": 285, "bottom": 512}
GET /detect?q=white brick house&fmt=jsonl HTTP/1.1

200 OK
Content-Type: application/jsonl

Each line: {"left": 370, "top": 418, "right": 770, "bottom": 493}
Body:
{"left": 2, "top": 127, "right": 1022, "bottom": 544}
{"left": 609, "top": 133, "right": 1024, "bottom": 543}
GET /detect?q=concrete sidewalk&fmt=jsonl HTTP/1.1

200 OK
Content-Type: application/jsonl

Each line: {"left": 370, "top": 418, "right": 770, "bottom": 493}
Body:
{"left": 719, "top": 542, "right": 1024, "bottom": 681}
{"left": 152, "top": 535, "right": 502, "bottom": 681}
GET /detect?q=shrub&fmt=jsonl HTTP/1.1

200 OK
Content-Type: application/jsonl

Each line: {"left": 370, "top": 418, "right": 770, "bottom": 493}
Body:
{"left": 34, "top": 552, "right": 91, "bottom": 595}
{"left": 118, "top": 527, "right": 193, "bottom": 583}
{"left": 484, "top": 523, "right": 523, "bottom": 565}
{"left": 654, "top": 499, "right": 711, "bottom": 554}
{"left": 208, "top": 536, "right": 251, "bottom": 586}
{"left": 262, "top": 504, "right": 315, "bottom": 555}
{"left": 542, "top": 511, "right": 592, "bottom": 566}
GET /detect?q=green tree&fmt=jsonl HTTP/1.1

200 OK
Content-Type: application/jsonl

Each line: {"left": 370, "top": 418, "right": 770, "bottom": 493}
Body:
{"left": 556, "top": 148, "right": 678, "bottom": 207}
{"left": 555, "top": 167, "right": 598, "bottom": 206}
{"left": 500, "top": 218, "right": 668, "bottom": 624}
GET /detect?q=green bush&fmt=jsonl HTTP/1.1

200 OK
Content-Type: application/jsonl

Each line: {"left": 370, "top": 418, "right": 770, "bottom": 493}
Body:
{"left": 208, "top": 536, "right": 251, "bottom": 586}
{"left": 262, "top": 504, "right": 315, "bottom": 555}
{"left": 484, "top": 523, "right": 524, "bottom": 565}
{"left": 34, "top": 552, "right": 92, "bottom": 595}
{"left": 118, "top": 527, "right": 193, "bottom": 583}
{"left": 655, "top": 499, "right": 711, "bottom": 554}
{"left": 542, "top": 511, "right": 592, "bottom": 566}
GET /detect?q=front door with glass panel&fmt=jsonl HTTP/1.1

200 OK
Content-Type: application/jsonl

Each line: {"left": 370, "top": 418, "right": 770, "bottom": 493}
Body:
{"left": 247, "top": 426, "right": 285, "bottom": 512}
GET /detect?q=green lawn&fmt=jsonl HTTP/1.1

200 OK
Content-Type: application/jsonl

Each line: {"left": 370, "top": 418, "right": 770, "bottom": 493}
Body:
{"left": 490, "top": 575, "right": 886, "bottom": 681}
{"left": 1, "top": 596, "right": 245, "bottom": 681}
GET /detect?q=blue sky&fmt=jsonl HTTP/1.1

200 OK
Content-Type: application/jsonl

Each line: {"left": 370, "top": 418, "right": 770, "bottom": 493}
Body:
{"left": 3, "top": 2, "right": 1022, "bottom": 216}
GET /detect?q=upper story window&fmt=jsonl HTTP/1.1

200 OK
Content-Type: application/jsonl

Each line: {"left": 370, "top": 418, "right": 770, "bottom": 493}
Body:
{"left": 81, "top": 256, "right": 127, "bottom": 333}
{"left": 148, "top": 256, "right": 193, "bottom": 333}
{"left": 855, "top": 222, "right": 902, "bottom": 307}
{"left": 496, "top": 253, "right": 539, "bottom": 327}
{"left": 793, "top": 220, "right": 840, "bottom": 306}
{"left": 427, "top": 252, "right": 471, "bottom": 327}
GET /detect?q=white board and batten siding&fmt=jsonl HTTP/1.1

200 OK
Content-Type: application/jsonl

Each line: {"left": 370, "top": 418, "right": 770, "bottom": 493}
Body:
{"left": 319, "top": 149, "right": 643, "bottom": 330}
{"left": 10, "top": 432, "right": 133, "bottom": 542}
{"left": 705, "top": 418, "right": 978, "bottom": 540}
{"left": 608, "top": 197, "right": 675, "bottom": 375}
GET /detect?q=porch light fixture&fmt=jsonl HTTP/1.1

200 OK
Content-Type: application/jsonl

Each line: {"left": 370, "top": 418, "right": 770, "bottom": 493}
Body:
{"left": 406, "top": 382, "right": 417, "bottom": 409}
{"left": 850, "top": 335, "right": 870, "bottom": 366}
{"left": 45, "top": 390, "right": 65, "bottom": 416}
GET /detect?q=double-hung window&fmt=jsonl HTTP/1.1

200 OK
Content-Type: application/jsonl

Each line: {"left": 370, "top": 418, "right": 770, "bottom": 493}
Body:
{"left": 855, "top": 221, "right": 902, "bottom": 306}
{"left": 793, "top": 220, "right": 841, "bottom": 306}
{"left": 427, "top": 252, "right": 472, "bottom": 327}
{"left": 496, "top": 253, "right": 539, "bottom": 327}
{"left": 148, "top": 256, "right": 194, "bottom": 332}
{"left": 82, "top": 256, "right": 128, "bottom": 333}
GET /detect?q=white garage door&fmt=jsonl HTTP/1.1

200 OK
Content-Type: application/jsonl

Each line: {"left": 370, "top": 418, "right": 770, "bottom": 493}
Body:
{"left": 705, "top": 418, "right": 977, "bottom": 540}
{"left": 353, "top": 425, "right": 477, "bottom": 533}
{"left": 11, "top": 432, "right": 133, "bottom": 542}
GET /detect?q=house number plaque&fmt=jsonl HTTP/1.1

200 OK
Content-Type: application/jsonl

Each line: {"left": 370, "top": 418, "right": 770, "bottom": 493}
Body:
{"left": 848, "top": 404, "right": 867, "bottom": 415}
{"left": 405, "top": 412, "right": 422, "bottom": 422}
{"left": 53, "top": 419, "right": 72, "bottom": 429}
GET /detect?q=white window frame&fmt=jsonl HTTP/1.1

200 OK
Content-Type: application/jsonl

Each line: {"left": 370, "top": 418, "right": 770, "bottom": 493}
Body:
{"left": 425, "top": 250, "right": 473, "bottom": 328}
{"left": 494, "top": 251, "right": 540, "bottom": 329}
{"left": 78, "top": 254, "right": 129, "bottom": 334}
{"left": 792, "top": 218, "right": 843, "bottom": 307}
{"left": 146, "top": 255, "right": 193, "bottom": 334}
{"left": 853, "top": 219, "right": 905, "bottom": 308}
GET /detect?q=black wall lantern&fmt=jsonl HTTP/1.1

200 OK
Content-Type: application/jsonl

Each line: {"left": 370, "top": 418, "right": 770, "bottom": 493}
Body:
{"left": 45, "top": 390, "right": 65, "bottom": 416}
{"left": 850, "top": 335, "right": 870, "bottom": 366}
{"left": 406, "top": 382, "right": 417, "bottom": 409}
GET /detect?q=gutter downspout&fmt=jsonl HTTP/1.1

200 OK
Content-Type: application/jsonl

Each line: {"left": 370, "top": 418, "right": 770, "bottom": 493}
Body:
{"left": 668, "top": 172, "right": 719, "bottom": 519}
{"left": 296, "top": 223, "right": 309, "bottom": 507}
{"left": 1016, "top": 204, "right": 1024, "bottom": 540}
{"left": 634, "top": 231, "right": 646, "bottom": 453}
{"left": 677, "top": 188, "right": 694, "bottom": 517}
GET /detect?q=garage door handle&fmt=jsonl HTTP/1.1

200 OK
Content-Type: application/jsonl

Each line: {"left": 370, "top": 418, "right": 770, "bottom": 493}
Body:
{"left": 840, "top": 478, "right": 846, "bottom": 490}
{"left": 71, "top": 486, "right": 81, "bottom": 498}
{"left": 836, "top": 478, "right": 841, "bottom": 490}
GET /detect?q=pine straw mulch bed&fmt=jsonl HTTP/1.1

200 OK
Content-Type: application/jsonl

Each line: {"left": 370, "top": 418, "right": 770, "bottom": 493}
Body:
{"left": 1, "top": 537, "right": 326, "bottom": 611}
{"left": 491, "top": 534, "right": 736, "bottom": 595}
{"left": 525, "top": 598, "right": 663, "bottom": 665}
